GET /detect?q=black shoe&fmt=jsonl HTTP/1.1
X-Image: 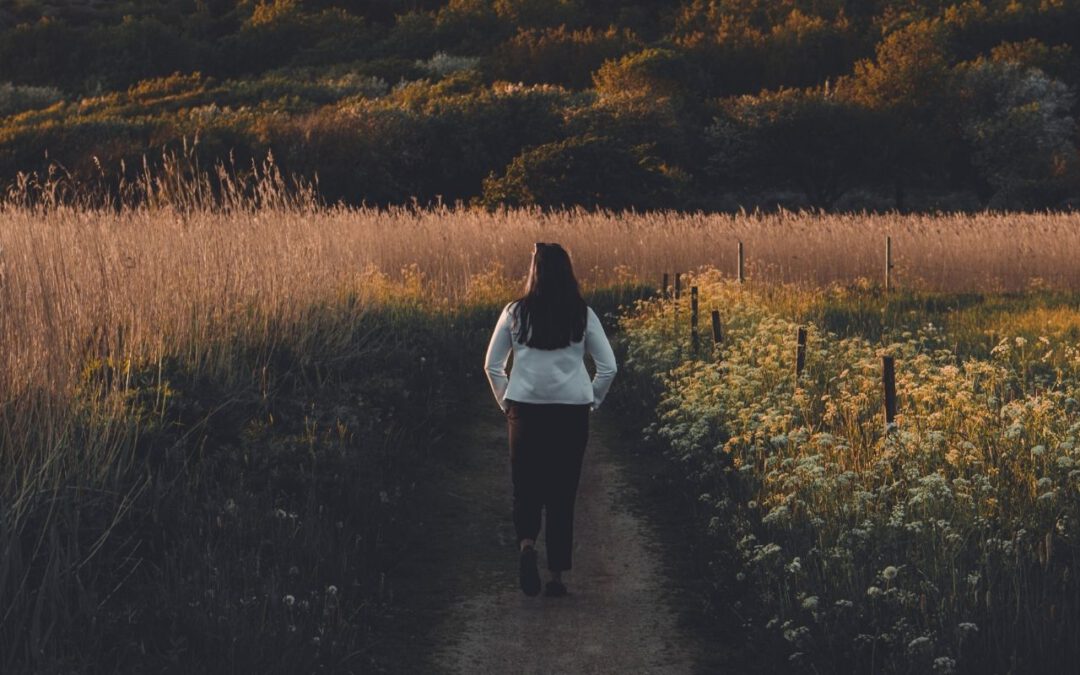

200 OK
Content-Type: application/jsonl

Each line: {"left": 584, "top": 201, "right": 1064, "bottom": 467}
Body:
{"left": 543, "top": 579, "right": 568, "bottom": 597}
{"left": 519, "top": 546, "right": 541, "bottom": 596}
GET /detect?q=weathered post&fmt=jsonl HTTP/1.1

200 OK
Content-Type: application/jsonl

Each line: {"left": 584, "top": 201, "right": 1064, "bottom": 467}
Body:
{"left": 795, "top": 326, "right": 807, "bottom": 382}
{"left": 885, "top": 236, "right": 893, "bottom": 293}
{"left": 883, "top": 355, "right": 897, "bottom": 432}
{"left": 738, "top": 241, "right": 745, "bottom": 284}
{"left": 662, "top": 272, "right": 669, "bottom": 298}
{"left": 690, "top": 286, "right": 699, "bottom": 350}
{"left": 711, "top": 310, "right": 722, "bottom": 346}
{"left": 674, "top": 272, "right": 682, "bottom": 300}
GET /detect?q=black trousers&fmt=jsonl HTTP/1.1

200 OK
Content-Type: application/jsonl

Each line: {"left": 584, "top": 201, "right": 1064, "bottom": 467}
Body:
{"left": 505, "top": 399, "right": 590, "bottom": 572}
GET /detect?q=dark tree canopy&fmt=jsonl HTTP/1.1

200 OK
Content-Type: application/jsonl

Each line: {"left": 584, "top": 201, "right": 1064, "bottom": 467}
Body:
{"left": 0, "top": 0, "right": 1078, "bottom": 210}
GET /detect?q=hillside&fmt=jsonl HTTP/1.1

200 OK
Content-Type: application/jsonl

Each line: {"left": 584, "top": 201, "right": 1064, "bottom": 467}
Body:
{"left": 1, "top": 0, "right": 1078, "bottom": 210}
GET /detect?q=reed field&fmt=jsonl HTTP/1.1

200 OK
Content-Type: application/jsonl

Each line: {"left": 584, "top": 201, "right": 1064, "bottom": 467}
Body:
{"left": 4, "top": 165, "right": 1080, "bottom": 399}
{"left": 1, "top": 161, "right": 1079, "bottom": 672}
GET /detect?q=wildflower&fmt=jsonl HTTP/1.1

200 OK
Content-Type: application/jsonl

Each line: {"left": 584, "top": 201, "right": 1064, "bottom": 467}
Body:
{"left": 783, "top": 625, "right": 810, "bottom": 644}
{"left": 283, "top": 594, "right": 295, "bottom": 607}
{"left": 907, "top": 636, "right": 933, "bottom": 654}
{"left": 958, "top": 622, "right": 978, "bottom": 635}
{"left": 867, "top": 586, "right": 883, "bottom": 598}
{"left": 933, "top": 656, "right": 957, "bottom": 674}
{"left": 327, "top": 585, "right": 338, "bottom": 596}
{"left": 762, "top": 505, "right": 790, "bottom": 525}
{"left": 882, "top": 566, "right": 899, "bottom": 581}
{"left": 801, "top": 596, "right": 818, "bottom": 610}
{"left": 751, "top": 543, "right": 783, "bottom": 562}
{"left": 275, "top": 508, "right": 287, "bottom": 520}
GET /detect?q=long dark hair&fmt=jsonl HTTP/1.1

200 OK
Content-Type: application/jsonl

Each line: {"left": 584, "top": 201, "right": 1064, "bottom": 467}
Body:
{"left": 510, "top": 242, "right": 587, "bottom": 349}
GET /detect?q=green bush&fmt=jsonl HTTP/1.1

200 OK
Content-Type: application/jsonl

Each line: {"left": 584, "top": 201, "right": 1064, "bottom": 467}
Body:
{"left": 489, "top": 25, "right": 639, "bottom": 89}
{"left": 593, "top": 47, "right": 705, "bottom": 107}
{"left": 477, "top": 133, "right": 679, "bottom": 210}
{"left": 0, "top": 81, "right": 64, "bottom": 118}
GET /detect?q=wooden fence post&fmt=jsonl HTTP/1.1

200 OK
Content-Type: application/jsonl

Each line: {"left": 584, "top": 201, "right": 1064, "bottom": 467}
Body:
{"left": 674, "top": 272, "right": 682, "bottom": 300}
{"left": 883, "top": 355, "right": 897, "bottom": 432}
{"left": 738, "top": 241, "right": 745, "bottom": 284}
{"left": 885, "top": 236, "right": 893, "bottom": 293}
{"left": 690, "top": 286, "right": 699, "bottom": 350}
{"left": 711, "top": 310, "right": 722, "bottom": 347}
{"left": 795, "top": 327, "right": 807, "bottom": 382}
{"left": 662, "top": 272, "right": 669, "bottom": 298}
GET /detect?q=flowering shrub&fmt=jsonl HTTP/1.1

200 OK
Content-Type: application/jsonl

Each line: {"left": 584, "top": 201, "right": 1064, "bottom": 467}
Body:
{"left": 618, "top": 267, "right": 1080, "bottom": 672}
{"left": 0, "top": 81, "right": 64, "bottom": 117}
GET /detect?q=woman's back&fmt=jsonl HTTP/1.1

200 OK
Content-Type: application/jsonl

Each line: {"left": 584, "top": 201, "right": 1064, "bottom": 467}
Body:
{"left": 485, "top": 300, "right": 616, "bottom": 410}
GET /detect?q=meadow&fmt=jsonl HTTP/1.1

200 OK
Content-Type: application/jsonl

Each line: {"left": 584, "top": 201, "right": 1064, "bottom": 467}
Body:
{"left": 615, "top": 273, "right": 1080, "bottom": 672}
{"left": 1, "top": 162, "right": 1079, "bottom": 671}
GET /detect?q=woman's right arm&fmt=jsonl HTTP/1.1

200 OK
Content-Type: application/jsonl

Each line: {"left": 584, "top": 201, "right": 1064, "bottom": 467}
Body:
{"left": 584, "top": 306, "right": 617, "bottom": 411}
{"left": 484, "top": 303, "right": 514, "bottom": 413}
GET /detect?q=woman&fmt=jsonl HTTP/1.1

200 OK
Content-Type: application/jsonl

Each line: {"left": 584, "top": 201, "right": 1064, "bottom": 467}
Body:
{"left": 483, "top": 242, "right": 618, "bottom": 598}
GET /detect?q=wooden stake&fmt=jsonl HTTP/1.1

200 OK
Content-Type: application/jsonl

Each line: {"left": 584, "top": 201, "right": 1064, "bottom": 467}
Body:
{"left": 883, "top": 355, "right": 897, "bottom": 432}
{"left": 885, "top": 236, "right": 893, "bottom": 293}
{"left": 674, "top": 272, "right": 682, "bottom": 300}
{"left": 662, "top": 272, "right": 669, "bottom": 298}
{"left": 795, "top": 326, "right": 807, "bottom": 381}
{"left": 690, "top": 286, "right": 699, "bottom": 349}
{"left": 738, "top": 241, "right": 745, "bottom": 284}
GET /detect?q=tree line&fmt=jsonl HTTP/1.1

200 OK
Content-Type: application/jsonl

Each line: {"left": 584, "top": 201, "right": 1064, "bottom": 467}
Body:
{"left": 1, "top": 0, "right": 1078, "bottom": 211}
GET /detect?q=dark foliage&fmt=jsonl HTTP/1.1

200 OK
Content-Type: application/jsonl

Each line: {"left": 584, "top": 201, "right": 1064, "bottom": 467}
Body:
{"left": 1, "top": 0, "right": 1079, "bottom": 211}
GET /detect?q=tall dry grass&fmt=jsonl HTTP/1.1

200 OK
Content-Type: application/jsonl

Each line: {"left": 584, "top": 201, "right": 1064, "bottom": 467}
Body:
{"left": 4, "top": 179, "right": 1080, "bottom": 400}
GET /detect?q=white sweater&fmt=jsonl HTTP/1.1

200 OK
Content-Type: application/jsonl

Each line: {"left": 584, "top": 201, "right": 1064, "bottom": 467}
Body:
{"left": 484, "top": 301, "right": 618, "bottom": 412}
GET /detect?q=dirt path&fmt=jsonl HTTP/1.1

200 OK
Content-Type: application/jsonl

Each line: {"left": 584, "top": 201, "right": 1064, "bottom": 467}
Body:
{"left": 428, "top": 390, "right": 698, "bottom": 674}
